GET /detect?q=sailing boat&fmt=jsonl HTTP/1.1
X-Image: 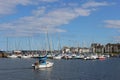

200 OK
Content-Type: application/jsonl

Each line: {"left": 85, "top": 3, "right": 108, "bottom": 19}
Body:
{"left": 32, "top": 29, "right": 54, "bottom": 69}
{"left": 32, "top": 54, "right": 53, "bottom": 69}
{"left": 53, "top": 33, "right": 63, "bottom": 59}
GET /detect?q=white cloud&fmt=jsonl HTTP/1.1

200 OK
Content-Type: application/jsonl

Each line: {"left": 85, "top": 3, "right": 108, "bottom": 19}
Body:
{"left": 113, "top": 36, "right": 120, "bottom": 42}
{"left": 39, "top": 0, "right": 58, "bottom": 2}
{"left": 32, "top": 7, "right": 46, "bottom": 17}
{"left": 0, "top": 0, "right": 58, "bottom": 16}
{"left": 104, "top": 20, "right": 120, "bottom": 28}
{"left": 0, "top": 0, "right": 33, "bottom": 16}
{"left": 0, "top": 7, "right": 91, "bottom": 36}
{"left": 82, "top": 1, "right": 111, "bottom": 8}
{"left": 0, "top": 1, "right": 112, "bottom": 36}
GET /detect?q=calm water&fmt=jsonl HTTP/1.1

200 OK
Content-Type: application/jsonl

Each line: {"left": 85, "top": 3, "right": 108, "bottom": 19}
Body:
{"left": 0, "top": 58, "right": 120, "bottom": 80}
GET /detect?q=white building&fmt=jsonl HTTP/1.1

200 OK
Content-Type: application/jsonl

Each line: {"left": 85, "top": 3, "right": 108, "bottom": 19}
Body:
{"left": 79, "top": 48, "right": 90, "bottom": 53}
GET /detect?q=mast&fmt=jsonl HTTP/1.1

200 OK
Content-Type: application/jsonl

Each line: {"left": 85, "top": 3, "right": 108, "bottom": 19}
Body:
{"left": 58, "top": 33, "right": 61, "bottom": 53}
{"left": 6, "top": 37, "right": 8, "bottom": 52}
{"left": 45, "top": 28, "right": 53, "bottom": 57}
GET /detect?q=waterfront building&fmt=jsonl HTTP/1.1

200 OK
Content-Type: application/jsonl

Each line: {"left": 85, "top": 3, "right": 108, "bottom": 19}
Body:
{"left": 91, "top": 43, "right": 120, "bottom": 54}
{"left": 90, "top": 43, "right": 104, "bottom": 53}
{"left": 70, "top": 47, "right": 76, "bottom": 53}
{"left": 0, "top": 51, "right": 3, "bottom": 58}
{"left": 62, "top": 46, "right": 70, "bottom": 53}
{"left": 105, "top": 43, "right": 120, "bottom": 53}
{"left": 63, "top": 46, "right": 90, "bottom": 53}
{"left": 78, "top": 47, "right": 90, "bottom": 53}
{"left": 0, "top": 51, "right": 8, "bottom": 58}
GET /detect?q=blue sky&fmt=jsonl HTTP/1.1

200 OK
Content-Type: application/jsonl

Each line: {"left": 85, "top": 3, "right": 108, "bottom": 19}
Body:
{"left": 0, "top": 0, "right": 120, "bottom": 51}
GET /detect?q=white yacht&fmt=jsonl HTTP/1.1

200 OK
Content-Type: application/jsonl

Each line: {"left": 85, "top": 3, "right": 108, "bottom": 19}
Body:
{"left": 7, "top": 54, "right": 18, "bottom": 58}
{"left": 21, "top": 55, "right": 32, "bottom": 58}
{"left": 32, "top": 55, "right": 53, "bottom": 69}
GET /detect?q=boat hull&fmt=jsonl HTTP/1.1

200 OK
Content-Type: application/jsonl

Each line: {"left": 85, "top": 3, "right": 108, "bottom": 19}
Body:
{"left": 32, "top": 61, "right": 53, "bottom": 69}
{"left": 7, "top": 55, "right": 17, "bottom": 58}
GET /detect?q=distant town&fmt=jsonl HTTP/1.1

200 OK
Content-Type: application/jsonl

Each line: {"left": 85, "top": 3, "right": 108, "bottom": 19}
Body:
{"left": 63, "top": 43, "right": 120, "bottom": 54}
{"left": 0, "top": 43, "right": 120, "bottom": 58}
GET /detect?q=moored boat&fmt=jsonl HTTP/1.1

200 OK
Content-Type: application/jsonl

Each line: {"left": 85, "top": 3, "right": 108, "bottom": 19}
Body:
{"left": 7, "top": 54, "right": 18, "bottom": 58}
{"left": 98, "top": 55, "right": 106, "bottom": 60}
{"left": 53, "top": 54, "right": 62, "bottom": 59}
{"left": 21, "top": 54, "right": 32, "bottom": 58}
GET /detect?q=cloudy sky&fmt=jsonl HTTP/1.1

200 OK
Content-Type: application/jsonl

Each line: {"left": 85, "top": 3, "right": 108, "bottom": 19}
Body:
{"left": 0, "top": 0, "right": 120, "bottom": 50}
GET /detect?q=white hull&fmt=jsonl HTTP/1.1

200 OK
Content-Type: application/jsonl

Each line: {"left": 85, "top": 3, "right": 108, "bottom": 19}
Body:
{"left": 21, "top": 55, "right": 32, "bottom": 58}
{"left": 53, "top": 56, "right": 62, "bottom": 59}
{"left": 7, "top": 55, "right": 17, "bottom": 58}
{"left": 32, "top": 61, "right": 53, "bottom": 69}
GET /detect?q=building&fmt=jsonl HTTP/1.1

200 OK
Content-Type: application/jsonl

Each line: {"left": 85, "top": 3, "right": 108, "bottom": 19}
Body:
{"left": 78, "top": 47, "right": 90, "bottom": 53}
{"left": 62, "top": 46, "right": 70, "bottom": 53}
{"left": 90, "top": 43, "right": 104, "bottom": 53}
{"left": 0, "top": 51, "right": 8, "bottom": 58}
{"left": 63, "top": 46, "right": 90, "bottom": 53}
{"left": 105, "top": 43, "right": 120, "bottom": 53}
{"left": 91, "top": 43, "right": 120, "bottom": 54}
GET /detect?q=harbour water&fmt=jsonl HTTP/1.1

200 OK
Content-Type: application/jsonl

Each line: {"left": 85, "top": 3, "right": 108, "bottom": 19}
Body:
{"left": 0, "top": 58, "right": 120, "bottom": 80}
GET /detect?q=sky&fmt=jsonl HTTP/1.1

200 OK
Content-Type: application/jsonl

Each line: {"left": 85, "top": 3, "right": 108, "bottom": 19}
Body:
{"left": 0, "top": 0, "right": 120, "bottom": 51}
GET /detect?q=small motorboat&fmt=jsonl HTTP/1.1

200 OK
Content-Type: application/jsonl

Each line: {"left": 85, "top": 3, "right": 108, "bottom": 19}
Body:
{"left": 32, "top": 55, "right": 53, "bottom": 69}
